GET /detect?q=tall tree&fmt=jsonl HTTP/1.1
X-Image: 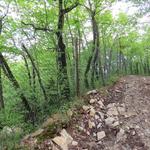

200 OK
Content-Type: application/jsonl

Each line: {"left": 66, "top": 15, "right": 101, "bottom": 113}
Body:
{"left": 84, "top": 0, "right": 106, "bottom": 87}
{"left": 56, "top": 0, "right": 78, "bottom": 99}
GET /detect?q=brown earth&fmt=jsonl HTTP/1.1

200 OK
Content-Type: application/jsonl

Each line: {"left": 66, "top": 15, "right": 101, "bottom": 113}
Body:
{"left": 25, "top": 75, "right": 150, "bottom": 150}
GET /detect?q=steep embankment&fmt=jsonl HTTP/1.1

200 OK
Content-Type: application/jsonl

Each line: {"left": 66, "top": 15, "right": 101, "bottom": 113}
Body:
{"left": 22, "top": 76, "right": 150, "bottom": 150}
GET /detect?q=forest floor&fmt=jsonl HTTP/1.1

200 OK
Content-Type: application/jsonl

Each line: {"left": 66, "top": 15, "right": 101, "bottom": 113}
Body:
{"left": 22, "top": 75, "right": 150, "bottom": 150}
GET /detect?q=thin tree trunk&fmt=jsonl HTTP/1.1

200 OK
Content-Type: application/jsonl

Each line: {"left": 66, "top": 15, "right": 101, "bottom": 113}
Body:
{"left": 130, "top": 58, "right": 133, "bottom": 74}
{"left": 0, "top": 53, "right": 34, "bottom": 123}
{"left": 22, "top": 55, "right": 32, "bottom": 87}
{"left": 108, "top": 48, "right": 112, "bottom": 77}
{"left": 32, "top": 68, "right": 36, "bottom": 93}
{"left": 84, "top": 56, "right": 92, "bottom": 88}
{"left": 91, "top": 14, "right": 105, "bottom": 86}
{"left": 66, "top": 14, "right": 76, "bottom": 94}
{"left": 84, "top": 4, "right": 105, "bottom": 87}
{"left": 102, "top": 29, "right": 107, "bottom": 80}
{"left": 75, "top": 37, "right": 80, "bottom": 96}
{"left": 22, "top": 44, "right": 48, "bottom": 101}
{"left": 0, "top": 19, "right": 4, "bottom": 109}
{"left": 0, "top": 64, "right": 4, "bottom": 109}
{"left": 146, "top": 56, "right": 150, "bottom": 74}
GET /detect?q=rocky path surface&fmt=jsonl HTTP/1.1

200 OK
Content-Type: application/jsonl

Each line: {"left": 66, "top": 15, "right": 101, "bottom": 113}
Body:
{"left": 26, "top": 76, "right": 150, "bottom": 150}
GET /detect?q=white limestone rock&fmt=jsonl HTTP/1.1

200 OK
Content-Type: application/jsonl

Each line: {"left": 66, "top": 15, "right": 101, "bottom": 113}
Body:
{"left": 89, "top": 99, "right": 97, "bottom": 104}
{"left": 97, "top": 131, "right": 106, "bottom": 141}
{"left": 107, "top": 107, "right": 118, "bottom": 116}
{"left": 87, "top": 90, "right": 98, "bottom": 95}
{"left": 60, "top": 129, "right": 73, "bottom": 144}
{"left": 88, "top": 120, "right": 95, "bottom": 129}
{"left": 82, "top": 105, "right": 90, "bottom": 111}
{"left": 72, "top": 141, "right": 78, "bottom": 146}
{"left": 53, "top": 136, "right": 68, "bottom": 150}
{"left": 107, "top": 103, "right": 116, "bottom": 108}
{"left": 52, "top": 129, "right": 73, "bottom": 150}
{"left": 105, "top": 117, "right": 115, "bottom": 126}
{"left": 116, "top": 128, "right": 126, "bottom": 142}
{"left": 98, "top": 101, "right": 105, "bottom": 108}
{"left": 90, "top": 108, "right": 96, "bottom": 116}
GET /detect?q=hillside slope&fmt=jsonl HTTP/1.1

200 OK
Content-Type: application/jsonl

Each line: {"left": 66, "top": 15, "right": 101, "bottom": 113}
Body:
{"left": 23, "top": 76, "right": 150, "bottom": 150}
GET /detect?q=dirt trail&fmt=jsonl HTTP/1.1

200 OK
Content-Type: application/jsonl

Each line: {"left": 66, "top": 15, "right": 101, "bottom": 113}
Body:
{"left": 122, "top": 76, "right": 150, "bottom": 149}
{"left": 28, "top": 76, "right": 150, "bottom": 150}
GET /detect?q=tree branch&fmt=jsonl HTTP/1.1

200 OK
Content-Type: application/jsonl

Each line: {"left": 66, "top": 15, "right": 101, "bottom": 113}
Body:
{"left": 22, "top": 22, "right": 54, "bottom": 33}
{"left": 79, "top": 3, "right": 93, "bottom": 14}
{"left": 64, "top": 2, "right": 79, "bottom": 14}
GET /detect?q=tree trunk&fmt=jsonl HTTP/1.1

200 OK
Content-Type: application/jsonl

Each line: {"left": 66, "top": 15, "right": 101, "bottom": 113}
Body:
{"left": 66, "top": 14, "right": 76, "bottom": 94}
{"left": 56, "top": 0, "right": 78, "bottom": 99}
{"left": 102, "top": 28, "right": 107, "bottom": 80}
{"left": 0, "top": 19, "right": 4, "bottom": 109}
{"left": 0, "top": 64, "right": 4, "bottom": 109}
{"left": 22, "top": 44, "right": 48, "bottom": 101}
{"left": 0, "top": 53, "right": 34, "bottom": 123}
{"left": 108, "top": 48, "right": 112, "bottom": 77}
{"left": 56, "top": 1, "right": 70, "bottom": 99}
{"left": 75, "top": 37, "right": 80, "bottom": 96}
{"left": 22, "top": 55, "right": 32, "bottom": 87}
{"left": 92, "top": 13, "right": 105, "bottom": 85}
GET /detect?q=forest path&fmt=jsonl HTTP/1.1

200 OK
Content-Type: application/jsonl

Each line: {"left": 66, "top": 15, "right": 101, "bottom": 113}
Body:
{"left": 33, "top": 76, "right": 150, "bottom": 150}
